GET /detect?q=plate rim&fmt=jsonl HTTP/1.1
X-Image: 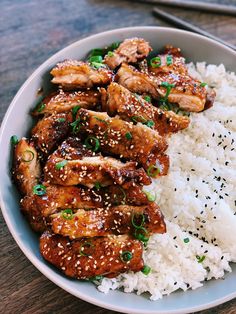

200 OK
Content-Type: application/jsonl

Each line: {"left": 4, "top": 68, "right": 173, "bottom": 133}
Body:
{"left": 0, "top": 26, "right": 236, "bottom": 314}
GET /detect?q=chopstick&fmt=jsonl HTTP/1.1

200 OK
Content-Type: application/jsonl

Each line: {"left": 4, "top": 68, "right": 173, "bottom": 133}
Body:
{"left": 153, "top": 7, "right": 236, "bottom": 51}
{"left": 135, "top": 0, "right": 236, "bottom": 16}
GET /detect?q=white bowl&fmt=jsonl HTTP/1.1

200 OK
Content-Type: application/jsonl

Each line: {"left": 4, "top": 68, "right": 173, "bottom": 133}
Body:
{"left": 0, "top": 27, "right": 236, "bottom": 314}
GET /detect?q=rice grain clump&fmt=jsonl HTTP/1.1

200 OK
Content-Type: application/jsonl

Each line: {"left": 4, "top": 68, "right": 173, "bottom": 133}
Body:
{"left": 98, "top": 63, "right": 236, "bottom": 300}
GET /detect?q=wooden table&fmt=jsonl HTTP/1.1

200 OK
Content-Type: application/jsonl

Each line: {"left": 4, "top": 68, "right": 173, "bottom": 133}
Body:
{"left": 0, "top": 0, "right": 235, "bottom": 313}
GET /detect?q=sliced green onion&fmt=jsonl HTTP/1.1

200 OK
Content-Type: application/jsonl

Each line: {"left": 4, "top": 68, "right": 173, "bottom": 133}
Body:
{"left": 36, "top": 103, "right": 46, "bottom": 113}
{"left": 61, "top": 209, "right": 73, "bottom": 220}
{"left": 57, "top": 118, "right": 66, "bottom": 123}
{"left": 131, "top": 213, "right": 145, "bottom": 229}
{"left": 145, "top": 120, "right": 155, "bottom": 128}
{"left": 72, "top": 105, "right": 81, "bottom": 120}
{"left": 89, "top": 55, "right": 103, "bottom": 63}
{"left": 160, "top": 82, "right": 175, "bottom": 102}
{"left": 159, "top": 103, "right": 170, "bottom": 111}
{"left": 94, "top": 182, "right": 101, "bottom": 190}
{"left": 70, "top": 117, "right": 81, "bottom": 133}
{"left": 22, "top": 150, "right": 35, "bottom": 162}
{"left": 107, "top": 51, "right": 114, "bottom": 57}
{"left": 33, "top": 184, "right": 46, "bottom": 196}
{"left": 79, "top": 241, "right": 94, "bottom": 256}
{"left": 200, "top": 82, "right": 207, "bottom": 87}
{"left": 90, "top": 62, "right": 106, "bottom": 69}
{"left": 144, "top": 95, "right": 151, "bottom": 103}
{"left": 55, "top": 159, "right": 68, "bottom": 170}
{"left": 89, "top": 48, "right": 104, "bottom": 57}
{"left": 166, "top": 55, "right": 173, "bottom": 66}
{"left": 120, "top": 251, "right": 133, "bottom": 262}
{"left": 141, "top": 265, "right": 151, "bottom": 275}
{"left": 131, "top": 115, "right": 147, "bottom": 124}
{"left": 184, "top": 238, "right": 190, "bottom": 243}
{"left": 134, "top": 227, "right": 149, "bottom": 243}
{"left": 147, "top": 165, "right": 160, "bottom": 177}
{"left": 10, "top": 135, "right": 18, "bottom": 145}
{"left": 113, "top": 186, "right": 126, "bottom": 205}
{"left": 89, "top": 275, "right": 103, "bottom": 282}
{"left": 84, "top": 136, "right": 100, "bottom": 152}
{"left": 143, "top": 190, "right": 156, "bottom": 202}
{"left": 94, "top": 116, "right": 108, "bottom": 125}
{"left": 150, "top": 56, "right": 161, "bottom": 68}
{"left": 110, "top": 42, "right": 120, "bottom": 50}
{"left": 196, "top": 255, "right": 205, "bottom": 263}
{"left": 125, "top": 132, "right": 132, "bottom": 140}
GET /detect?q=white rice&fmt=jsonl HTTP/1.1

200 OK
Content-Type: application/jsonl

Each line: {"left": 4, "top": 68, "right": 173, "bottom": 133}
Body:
{"left": 98, "top": 63, "right": 236, "bottom": 300}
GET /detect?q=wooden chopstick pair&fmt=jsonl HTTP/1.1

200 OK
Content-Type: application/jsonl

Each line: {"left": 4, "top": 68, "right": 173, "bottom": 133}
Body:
{"left": 134, "top": 0, "right": 236, "bottom": 51}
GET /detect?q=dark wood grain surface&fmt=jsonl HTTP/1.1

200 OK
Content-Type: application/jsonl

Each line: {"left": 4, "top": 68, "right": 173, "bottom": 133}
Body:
{"left": 0, "top": 0, "right": 236, "bottom": 313}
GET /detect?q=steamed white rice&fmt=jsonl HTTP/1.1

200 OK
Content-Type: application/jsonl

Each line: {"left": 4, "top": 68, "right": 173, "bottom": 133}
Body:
{"left": 98, "top": 63, "right": 236, "bottom": 300}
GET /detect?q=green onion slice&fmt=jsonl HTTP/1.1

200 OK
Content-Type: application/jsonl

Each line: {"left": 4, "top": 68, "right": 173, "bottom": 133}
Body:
{"left": 131, "top": 115, "right": 147, "bottom": 124}
{"left": 147, "top": 165, "right": 160, "bottom": 177}
{"left": 110, "top": 42, "right": 120, "bottom": 50}
{"left": 160, "top": 82, "right": 175, "bottom": 102}
{"left": 196, "top": 255, "right": 205, "bottom": 263}
{"left": 141, "top": 265, "right": 151, "bottom": 275}
{"left": 166, "top": 55, "right": 173, "bottom": 66}
{"left": 125, "top": 132, "right": 132, "bottom": 140}
{"left": 143, "top": 190, "right": 156, "bottom": 202}
{"left": 22, "top": 150, "right": 35, "bottom": 162}
{"left": 94, "top": 182, "right": 101, "bottom": 190}
{"left": 72, "top": 105, "right": 81, "bottom": 120}
{"left": 89, "top": 55, "right": 103, "bottom": 63}
{"left": 94, "top": 116, "right": 108, "bottom": 125}
{"left": 55, "top": 159, "right": 68, "bottom": 170}
{"left": 70, "top": 117, "right": 81, "bottom": 133}
{"left": 144, "top": 95, "right": 151, "bottom": 103}
{"left": 90, "top": 62, "right": 106, "bottom": 69}
{"left": 150, "top": 56, "right": 161, "bottom": 68}
{"left": 183, "top": 238, "right": 190, "bottom": 243}
{"left": 131, "top": 213, "right": 145, "bottom": 229}
{"left": 36, "top": 103, "right": 46, "bottom": 113}
{"left": 134, "top": 227, "right": 149, "bottom": 243}
{"left": 145, "top": 120, "right": 155, "bottom": 128}
{"left": 33, "top": 184, "right": 46, "bottom": 196}
{"left": 61, "top": 209, "right": 73, "bottom": 220}
{"left": 57, "top": 118, "right": 66, "bottom": 123}
{"left": 84, "top": 136, "right": 100, "bottom": 152}
{"left": 10, "top": 135, "right": 18, "bottom": 145}
{"left": 113, "top": 186, "right": 126, "bottom": 205}
{"left": 120, "top": 251, "right": 133, "bottom": 262}
{"left": 89, "top": 48, "right": 104, "bottom": 57}
{"left": 107, "top": 51, "right": 114, "bottom": 57}
{"left": 79, "top": 241, "right": 94, "bottom": 256}
{"left": 89, "top": 275, "right": 103, "bottom": 282}
{"left": 200, "top": 82, "right": 207, "bottom": 87}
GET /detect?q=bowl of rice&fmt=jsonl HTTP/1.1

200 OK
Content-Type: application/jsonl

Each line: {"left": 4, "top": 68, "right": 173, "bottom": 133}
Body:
{"left": 0, "top": 26, "right": 235, "bottom": 314}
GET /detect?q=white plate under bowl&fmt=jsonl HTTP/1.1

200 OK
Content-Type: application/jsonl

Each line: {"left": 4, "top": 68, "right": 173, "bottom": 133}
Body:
{"left": 0, "top": 27, "right": 236, "bottom": 314}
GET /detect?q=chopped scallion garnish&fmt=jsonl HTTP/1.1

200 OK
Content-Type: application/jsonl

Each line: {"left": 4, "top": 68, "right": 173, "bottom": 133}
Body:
{"left": 10, "top": 135, "right": 18, "bottom": 145}
{"left": 107, "top": 51, "right": 114, "bottom": 57}
{"left": 79, "top": 241, "right": 94, "bottom": 256}
{"left": 120, "top": 251, "right": 133, "bottom": 262}
{"left": 200, "top": 82, "right": 207, "bottom": 87}
{"left": 94, "top": 116, "right": 108, "bottom": 125}
{"left": 55, "top": 159, "right": 68, "bottom": 170}
{"left": 125, "top": 132, "right": 132, "bottom": 140}
{"left": 57, "top": 118, "right": 66, "bottom": 123}
{"left": 33, "top": 184, "right": 46, "bottom": 196}
{"left": 196, "top": 255, "right": 205, "bottom": 263}
{"left": 94, "top": 182, "right": 101, "bottom": 190}
{"left": 36, "top": 103, "right": 46, "bottom": 113}
{"left": 131, "top": 213, "right": 145, "bottom": 229}
{"left": 89, "top": 55, "right": 103, "bottom": 63}
{"left": 84, "top": 136, "right": 100, "bottom": 152}
{"left": 166, "top": 55, "right": 173, "bottom": 66}
{"left": 131, "top": 115, "right": 147, "bottom": 124}
{"left": 72, "top": 105, "right": 81, "bottom": 120}
{"left": 184, "top": 238, "right": 190, "bottom": 243}
{"left": 160, "top": 82, "right": 175, "bottom": 103}
{"left": 143, "top": 190, "right": 156, "bottom": 202}
{"left": 147, "top": 165, "right": 160, "bottom": 177}
{"left": 134, "top": 227, "right": 149, "bottom": 243}
{"left": 141, "top": 265, "right": 151, "bottom": 275}
{"left": 90, "top": 62, "right": 106, "bottom": 69}
{"left": 144, "top": 95, "right": 151, "bottom": 103}
{"left": 89, "top": 275, "right": 103, "bottom": 282}
{"left": 145, "top": 120, "right": 155, "bottom": 128}
{"left": 150, "top": 56, "right": 161, "bottom": 68}
{"left": 22, "top": 150, "right": 35, "bottom": 162}
{"left": 61, "top": 209, "right": 73, "bottom": 220}
{"left": 70, "top": 117, "right": 81, "bottom": 133}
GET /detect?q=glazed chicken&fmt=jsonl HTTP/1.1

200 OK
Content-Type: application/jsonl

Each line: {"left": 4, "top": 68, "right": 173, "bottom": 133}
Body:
{"left": 102, "top": 83, "right": 190, "bottom": 135}
{"left": 21, "top": 183, "right": 150, "bottom": 232}
{"left": 51, "top": 60, "right": 113, "bottom": 90}
{"left": 31, "top": 112, "right": 72, "bottom": 156}
{"left": 44, "top": 137, "right": 151, "bottom": 187}
{"left": 32, "top": 89, "right": 101, "bottom": 116}
{"left": 117, "top": 63, "right": 208, "bottom": 112}
{"left": 51, "top": 202, "right": 166, "bottom": 239}
{"left": 78, "top": 109, "right": 168, "bottom": 174}
{"left": 104, "top": 37, "right": 152, "bottom": 70}
{"left": 40, "top": 231, "right": 144, "bottom": 279}
{"left": 12, "top": 37, "right": 216, "bottom": 282}
{"left": 12, "top": 138, "right": 41, "bottom": 196}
